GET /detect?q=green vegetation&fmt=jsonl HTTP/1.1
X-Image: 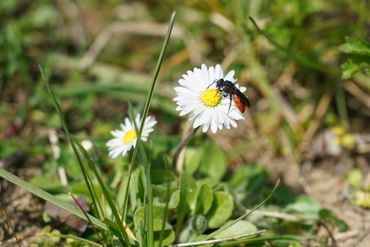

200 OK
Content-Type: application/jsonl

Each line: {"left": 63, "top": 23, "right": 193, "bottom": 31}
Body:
{"left": 0, "top": 0, "right": 369, "bottom": 246}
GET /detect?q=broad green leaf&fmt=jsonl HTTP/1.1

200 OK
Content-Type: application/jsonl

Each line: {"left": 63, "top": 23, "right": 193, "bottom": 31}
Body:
{"left": 200, "top": 142, "right": 227, "bottom": 181}
{"left": 152, "top": 184, "right": 178, "bottom": 208}
{"left": 154, "top": 229, "right": 175, "bottom": 246}
{"left": 186, "top": 179, "right": 198, "bottom": 210}
{"left": 214, "top": 220, "right": 257, "bottom": 238}
{"left": 206, "top": 191, "right": 234, "bottom": 228}
{"left": 134, "top": 205, "right": 175, "bottom": 246}
{"left": 339, "top": 37, "right": 370, "bottom": 56}
{"left": 194, "top": 184, "right": 214, "bottom": 215}
{"left": 184, "top": 147, "right": 202, "bottom": 175}
{"left": 134, "top": 205, "right": 171, "bottom": 231}
{"left": 169, "top": 190, "right": 180, "bottom": 209}
{"left": 285, "top": 196, "right": 321, "bottom": 220}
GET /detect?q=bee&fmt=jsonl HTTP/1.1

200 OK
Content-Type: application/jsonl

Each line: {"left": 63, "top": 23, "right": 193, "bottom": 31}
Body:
{"left": 210, "top": 79, "right": 250, "bottom": 113}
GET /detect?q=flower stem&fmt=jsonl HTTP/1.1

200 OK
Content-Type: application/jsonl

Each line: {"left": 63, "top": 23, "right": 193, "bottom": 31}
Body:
{"left": 172, "top": 127, "right": 199, "bottom": 173}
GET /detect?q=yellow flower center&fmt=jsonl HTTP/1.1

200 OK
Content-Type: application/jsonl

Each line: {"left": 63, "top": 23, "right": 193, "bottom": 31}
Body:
{"left": 122, "top": 129, "right": 137, "bottom": 144}
{"left": 200, "top": 88, "right": 221, "bottom": 107}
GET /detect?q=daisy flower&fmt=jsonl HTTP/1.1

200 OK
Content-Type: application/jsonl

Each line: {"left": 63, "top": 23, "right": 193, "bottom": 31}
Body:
{"left": 174, "top": 64, "right": 246, "bottom": 133}
{"left": 107, "top": 114, "right": 156, "bottom": 158}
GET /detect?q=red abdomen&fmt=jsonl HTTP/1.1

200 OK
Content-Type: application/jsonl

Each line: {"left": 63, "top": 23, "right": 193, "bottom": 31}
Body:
{"left": 232, "top": 94, "right": 246, "bottom": 113}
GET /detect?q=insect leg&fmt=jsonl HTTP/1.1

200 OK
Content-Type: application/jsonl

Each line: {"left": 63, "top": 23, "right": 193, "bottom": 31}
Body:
{"left": 207, "top": 79, "right": 217, "bottom": 88}
{"left": 228, "top": 93, "right": 232, "bottom": 113}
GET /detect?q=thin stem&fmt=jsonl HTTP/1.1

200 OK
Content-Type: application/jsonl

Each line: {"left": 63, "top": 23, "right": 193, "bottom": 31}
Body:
{"left": 335, "top": 86, "right": 349, "bottom": 130}
{"left": 319, "top": 219, "right": 337, "bottom": 247}
{"left": 168, "top": 230, "right": 266, "bottom": 247}
{"left": 70, "top": 193, "right": 105, "bottom": 246}
{"left": 172, "top": 127, "right": 199, "bottom": 172}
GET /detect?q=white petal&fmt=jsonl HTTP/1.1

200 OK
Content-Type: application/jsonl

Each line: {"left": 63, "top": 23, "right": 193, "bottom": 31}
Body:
{"left": 224, "top": 70, "right": 235, "bottom": 81}
{"left": 239, "top": 86, "right": 247, "bottom": 92}
{"left": 210, "top": 118, "right": 217, "bottom": 133}
{"left": 202, "top": 122, "right": 209, "bottom": 132}
{"left": 209, "top": 66, "right": 215, "bottom": 82}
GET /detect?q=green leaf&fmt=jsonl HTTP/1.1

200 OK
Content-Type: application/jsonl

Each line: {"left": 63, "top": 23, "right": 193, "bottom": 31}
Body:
{"left": 184, "top": 147, "right": 202, "bottom": 175}
{"left": 339, "top": 37, "right": 370, "bottom": 79}
{"left": 154, "top": 229, "right": 175, "bottom": 246}
{"left": 134, "top": 205, "right": 172, "bottom": 231}
{"left": 200, "top": 142, "right": 227, "bottom": 181}
{"left": 176, "top": 173, "right": 196, "bottom": 236}
{"left": 319, "top": 209, "right": 348, "bottom": 232}
{"left": 182, "top": 174, "right": 198, "bottom": 211}
{"left": 285, "top": 196, "right": 321, "bottom": 220}
{"left": 206, "top": 191, "right": 234, "bottom": 228}
{"left": 288, "top": 241, "right": 303, "bottom": 247}
{"left": 134, "top": 205, "right": 175, "bottom": 245}
{"left": 169, "top": 190, "right": 180, "bottom": 209}
{"left": 341, "top": 55, "right": 370, "bottom": 79}
{"left": 214, "top": 220, "right": 257, "bottom": 238}
{"left": 205, "top": 180, "right": 280, "bottom": 241}
{"left": 194, "top": 184, "right": 214, "bottom": 215}
{"left": 339, "top": 37, "right": 370, "bottom": 56}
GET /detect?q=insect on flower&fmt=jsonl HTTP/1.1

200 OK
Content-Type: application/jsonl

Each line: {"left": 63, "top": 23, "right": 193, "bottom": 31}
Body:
{"left": 210, "top": 79, "right": 250, "bottom": 113}
{"left": 174, "top": 64, "right": 247, "bottom": 133}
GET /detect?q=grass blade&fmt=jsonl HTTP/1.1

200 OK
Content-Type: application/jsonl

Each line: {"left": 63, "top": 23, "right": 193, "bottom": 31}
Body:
{"left": 169, "top": 230, "right": 266, "bottom": 247}
{"left": 0, "top": 168, "right": 106, "bottom": 230}
{"left": 41, "top": 67, "right": 132, "bottom": 245}
{"left": 41, "top": 67, "right": 104, "bottom": 222}
{"left": 219, "top": 235, "right": 308, "bottom": 247}
{"left": 73, "top": 141, "right": 135, "bottom": 245}
{"left": 121, "top": 10, "right": 176, "bottom": 222}
{"left": 70, "top": 193, "right": 105, "bottom": 246}
{"left": 128, "top": 106, "right": 154, "bottom": 247}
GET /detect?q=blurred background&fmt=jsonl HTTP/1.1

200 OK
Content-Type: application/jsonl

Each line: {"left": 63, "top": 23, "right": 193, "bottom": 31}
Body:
{"left": 0, "top": 0, "right": 369, "bottom": 246}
